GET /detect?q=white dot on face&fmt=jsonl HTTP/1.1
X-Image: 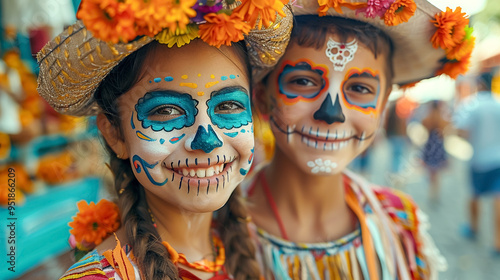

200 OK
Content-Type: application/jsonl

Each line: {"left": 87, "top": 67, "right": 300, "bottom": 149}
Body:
{"left": 320, "top": 166, "right": 326, "bottom": 172}
{"left": 326, "top": 167, "right": 332, "bottom": 173}
{"left": 315, "top": 159, "right": 323, "bottom": 165}
{"left": 311, "top": 166, "right": 319, "bottom": 173}
{"left": 307, "top": 161, "right": 315, "bottom": 167}
{"left": 324, "top": 160, "right": 332, "bottom": 166}
{"left": 332, "top": 162, "right": 338, "bottom": 168}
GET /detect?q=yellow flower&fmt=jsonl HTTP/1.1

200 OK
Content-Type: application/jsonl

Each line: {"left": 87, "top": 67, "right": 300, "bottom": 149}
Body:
{"left": 155, "top": 24, "right": 200, "bottom": 47}
{"left": 164, "top": 0, "right": 198, "bottom": 33}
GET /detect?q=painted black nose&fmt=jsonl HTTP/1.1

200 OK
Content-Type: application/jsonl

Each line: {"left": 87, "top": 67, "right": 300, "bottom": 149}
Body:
{"left": 313, "top": 94, "right": 345, "bottom": 124}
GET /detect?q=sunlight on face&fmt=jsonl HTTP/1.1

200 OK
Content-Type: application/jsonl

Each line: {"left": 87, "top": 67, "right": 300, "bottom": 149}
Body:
{"left": 118, "top": 40, "right": 254, "bottom": 212}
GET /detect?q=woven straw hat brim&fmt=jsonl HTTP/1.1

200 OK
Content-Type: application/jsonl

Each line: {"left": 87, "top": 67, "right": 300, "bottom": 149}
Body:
{"left": 293, "top": 0, "right": 446, "bottom": 86}
{"left": 37, "top": 6, "right": 292, "bottom": 116}
{"left": 37, "top": 21, "right": 152, "bottom": 116}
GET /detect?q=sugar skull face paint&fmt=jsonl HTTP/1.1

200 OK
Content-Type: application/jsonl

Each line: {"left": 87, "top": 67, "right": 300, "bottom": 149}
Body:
{"left": 277, "top": 59, "right": 329, "bottom": 104}
{"left": 326, "top": 37, "right": 358, "bottom": 71}
{"left": 115, "top": 41, "right": 253, "bottom": 213}
{"left": 135, "top": 91, "right": 198, "bottom": 132}
{"left": 207, "top": 87, "right": 252, "bottom": 129}
{"left": 341, "top": 67, "right": 381, "bottom": 115}
{"left": 262, "top": 34, "right": 390, "bottom": 175}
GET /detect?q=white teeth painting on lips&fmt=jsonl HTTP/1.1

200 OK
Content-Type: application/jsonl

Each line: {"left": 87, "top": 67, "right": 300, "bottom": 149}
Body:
{"left": 301, "top": 136, "right": 352, "bottom": 151}
{"left": 176, "top": 163, "right": 226, "bottom": 178}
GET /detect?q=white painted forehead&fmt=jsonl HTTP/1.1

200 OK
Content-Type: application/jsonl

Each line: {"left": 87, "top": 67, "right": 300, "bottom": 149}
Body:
{"left": 325, "top": 37, "right": 358, "bottom": 72}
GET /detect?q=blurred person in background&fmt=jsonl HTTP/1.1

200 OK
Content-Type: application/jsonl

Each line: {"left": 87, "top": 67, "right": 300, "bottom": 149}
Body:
{"left": 385, "top": 99, "right": 409, "bottom": 174}
{"left": 455, "top": 71, "right": 500, "bottom": 255}
{"left": 421, "top": 100, "right": 449, "bottom": 202}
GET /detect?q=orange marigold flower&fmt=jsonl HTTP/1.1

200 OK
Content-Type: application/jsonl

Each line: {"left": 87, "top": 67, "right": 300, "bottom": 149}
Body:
{"left": 446, "top": 35, "right": 475, "bottom": 61}
{"left": 199, "top": 13, "right": 251, "bottom": 48}
{"left": 128, "top": 0, "right": 171, "bottom": 37}
{"left": 383, "top": 0, "right": 416, "bottom": 26}
{"left": 431, "top": 7, "right": 469, "bottom": 50}
{"left": 437, "top": 51, "right": 472, "bottom": 79}
{"left": 69, "top": 199, "right": 120, "bottom": 246}
{"left": 233, "top": 0, "right": 285, "bottom": 29}
{"left": 317, "top": 0, "right": 366, "bottom": 17}
{"left": 77, "top": 0, "right": 136, "bottom": 43}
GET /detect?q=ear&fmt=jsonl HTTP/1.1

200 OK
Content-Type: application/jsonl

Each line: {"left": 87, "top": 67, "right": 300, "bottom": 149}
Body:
{"left": 252, "top": 81, "right": 272, "bottom": 116}
{"left": 96, "top": 113, "right": 129, "bottom": 159}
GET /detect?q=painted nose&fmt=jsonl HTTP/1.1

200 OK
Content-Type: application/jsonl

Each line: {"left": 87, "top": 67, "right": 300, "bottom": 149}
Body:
{"left": 313, "top": 94, "right": 345, "bottom": 124}
{"left": 189, "top": 124, "right": 223, "bottom": 153}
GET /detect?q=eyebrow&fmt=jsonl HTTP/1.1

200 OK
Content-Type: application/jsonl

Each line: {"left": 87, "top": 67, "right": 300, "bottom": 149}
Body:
{"left": 146, "top": 89, "right": 188, "bottom": 96}
{"left": 350, "top": 72, "right": 380, "bottom": 81}
{"left": 210, "top": 86, "right": 249, "bottom": 97}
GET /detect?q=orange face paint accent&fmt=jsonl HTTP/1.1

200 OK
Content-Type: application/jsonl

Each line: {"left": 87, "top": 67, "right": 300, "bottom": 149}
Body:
{"left": 340, "top": 67, "right": 381, "bottom": 116}
{"left": 276, "top": 59, "right": 330, "bottom": 105}
{"left": 205, "top": 81, "right": 219, "bottom": 88}
{"left": 179, "top": 82, "right": 198, "bottom": 89}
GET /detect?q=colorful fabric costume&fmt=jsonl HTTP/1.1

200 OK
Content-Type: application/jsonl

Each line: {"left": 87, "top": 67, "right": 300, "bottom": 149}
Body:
{"left": 247, "top": 170, "right": 446, "bottom": 280}
{"left": 59, "top": 243, "right": 231, "bottom": 280}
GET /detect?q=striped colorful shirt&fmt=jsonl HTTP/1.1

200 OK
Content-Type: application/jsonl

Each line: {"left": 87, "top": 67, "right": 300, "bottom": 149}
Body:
{"left": 248, "top": 170, "right": 447, "bottom": 280}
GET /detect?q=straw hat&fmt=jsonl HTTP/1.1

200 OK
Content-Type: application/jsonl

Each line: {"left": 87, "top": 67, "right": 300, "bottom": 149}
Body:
{"left": 37, "top": 0, "right": 293, "bottom": 116}
{"left": 292, "top": 0, "right": 475, "bottom": 86}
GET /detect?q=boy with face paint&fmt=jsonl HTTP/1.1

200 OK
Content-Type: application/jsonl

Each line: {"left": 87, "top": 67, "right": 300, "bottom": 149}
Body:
{"left": 246, "top": 1, "right": 473, "bottom": 279}
{"left": 36, "top": 1, "right": 292, "bottom": 279}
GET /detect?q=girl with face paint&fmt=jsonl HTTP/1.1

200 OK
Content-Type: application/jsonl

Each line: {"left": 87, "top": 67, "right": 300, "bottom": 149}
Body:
{"left": 36, "top": 1, "right": 292, "bottom": 279}
{"left": 245, "top": 1, "right": 473, "bottom": 280}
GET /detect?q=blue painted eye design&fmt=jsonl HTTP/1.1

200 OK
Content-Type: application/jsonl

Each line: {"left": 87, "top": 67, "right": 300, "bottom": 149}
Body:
{"left": 341, "top": 68, "right": 381, "bottom": 109}
{"left": 214, "top": 101, "right": 245, "bottom": 113}
{"left": 207, "top": 87, "right": 252, "bottom": 130}
{"left": 135, "top": 91, "right": 198, "bottom": 132}
{"left": 277, "top": 60, "right": 329, "bottom": 104}
{"left": 149, "top": 105, "right": 185, "bottom": 120}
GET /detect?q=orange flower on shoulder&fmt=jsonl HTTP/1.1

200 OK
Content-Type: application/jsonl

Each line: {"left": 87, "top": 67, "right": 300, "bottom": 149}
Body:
{"left": 437, "top": 51, "right": 472, "bottom": 79}
{"left": 383, "top": 0, "right": 416, "bottom": 26}
{"left": 77, "top": 0, "right": 136, "bottom": 43}
{"left": 69, "top": 199, "right": 120, "bottom": 246}
{"left": 317, "top": 0, "right": 366, "bottom": 17}
{"left": 430, "top": 7, "right": 469, "bottom": 50}
{"left": 199, "top": 13, "right": 251, "bottom": 48}
{"left": 232, "top": 0, "right": 285, "bottom": 29}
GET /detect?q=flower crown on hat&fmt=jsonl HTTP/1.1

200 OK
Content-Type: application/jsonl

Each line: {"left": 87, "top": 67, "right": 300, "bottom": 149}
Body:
{"left": 315, "top": 0, "right": 475, "bottom": 83}
{"left": 77, "top": 0, "right": 287, "bottom": 48}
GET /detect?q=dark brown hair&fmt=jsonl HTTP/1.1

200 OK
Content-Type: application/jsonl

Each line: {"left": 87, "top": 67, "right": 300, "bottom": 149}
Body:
{"left": 94, "top": 40, "right": 260, "bottom": 280}
{"left": 291, "top": 15, "right": 395, "bottom": 87}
